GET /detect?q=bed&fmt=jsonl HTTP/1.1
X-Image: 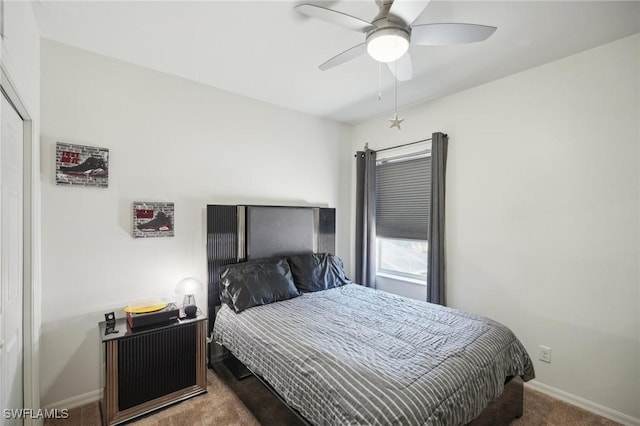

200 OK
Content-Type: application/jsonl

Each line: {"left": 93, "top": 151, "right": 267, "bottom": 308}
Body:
{"left": 207, "top": 204, "right": 534, "bottom": 426}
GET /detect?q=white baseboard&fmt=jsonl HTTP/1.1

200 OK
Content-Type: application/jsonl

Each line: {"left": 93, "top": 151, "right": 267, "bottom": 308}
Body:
{"left": 43, "top": 389, "right": 102, "bottom": 411}
{"left": 525, "top": 380, "right": 640, "bottom": 426}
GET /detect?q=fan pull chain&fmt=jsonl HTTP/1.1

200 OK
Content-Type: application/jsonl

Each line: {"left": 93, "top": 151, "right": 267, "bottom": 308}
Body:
{"left": 388, "top": 60, "right": 404, "bottom": 130}
{"left": 378, "top": 62, "right": 382, "bottom": 101}
{"left": 394, "top": 62, "right": 398, "bottom": 113}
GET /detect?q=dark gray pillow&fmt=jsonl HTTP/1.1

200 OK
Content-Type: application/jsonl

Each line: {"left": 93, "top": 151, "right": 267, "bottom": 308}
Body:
{"left": 287, "top": 253, "right": 351, "bottom": 293}
{"left": 220, "top": 257, "right": 301, "bottom": 313}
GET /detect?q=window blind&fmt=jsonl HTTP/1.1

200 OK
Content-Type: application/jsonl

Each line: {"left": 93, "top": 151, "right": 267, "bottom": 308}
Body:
{"left": 375, "top": 156, "right": 431, "bottom": 240}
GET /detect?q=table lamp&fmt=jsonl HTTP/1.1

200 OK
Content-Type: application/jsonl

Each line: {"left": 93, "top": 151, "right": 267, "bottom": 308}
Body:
{"left": 175, "top": 277, "right": 202, "bottom": 318}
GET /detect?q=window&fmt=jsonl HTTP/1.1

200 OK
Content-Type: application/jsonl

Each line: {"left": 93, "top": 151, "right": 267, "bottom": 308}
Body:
{"left": 377, "top": 238, "right": 428, "bottom": 281}
{"left": 375, "top": 153, "right": 431, "bottom": 283}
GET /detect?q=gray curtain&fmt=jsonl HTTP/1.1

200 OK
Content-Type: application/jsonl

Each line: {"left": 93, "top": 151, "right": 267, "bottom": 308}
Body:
{"left": 427, "top": 132, "right": 448, "bottom": 305}
{"left": 355, "top": 148, "right": 376, "bottom": 288}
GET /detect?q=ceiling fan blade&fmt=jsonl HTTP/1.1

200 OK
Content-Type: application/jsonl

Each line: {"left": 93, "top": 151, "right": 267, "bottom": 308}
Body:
{"left": 388, "top": 0, "right": 431, "bottom": 26}
{"left": 387, "top": 52, "right": 413, "bottom": 81}
{"left": 411, "top": 23, "right": 497, "bottom": 45}
{"left": 319, "top": 43, "right": 366, "bottom": 71}
{"left": 295, "top": 3, "right": 374, "bottom": 33}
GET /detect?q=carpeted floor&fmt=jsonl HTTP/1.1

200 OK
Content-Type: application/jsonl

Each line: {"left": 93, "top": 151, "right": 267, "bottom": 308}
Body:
{"left": 45, "top": 364, "right": 620, "bottom": 425}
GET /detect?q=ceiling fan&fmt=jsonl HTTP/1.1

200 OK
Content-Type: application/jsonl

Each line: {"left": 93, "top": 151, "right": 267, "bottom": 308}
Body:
{"left": 295, "top": 0, "right": 497, "bottom": 81}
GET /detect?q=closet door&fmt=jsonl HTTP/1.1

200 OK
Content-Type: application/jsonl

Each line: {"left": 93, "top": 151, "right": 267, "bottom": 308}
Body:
{"left": 0, "top": 93, "right": 24, "bottom": 424}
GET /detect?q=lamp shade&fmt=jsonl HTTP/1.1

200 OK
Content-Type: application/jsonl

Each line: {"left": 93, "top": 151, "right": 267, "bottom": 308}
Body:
{"left": 366, "top": 28, "right": 410, "bottom": 63}
{"left": 175, "top": 277, "right": 203, "bottom": 295}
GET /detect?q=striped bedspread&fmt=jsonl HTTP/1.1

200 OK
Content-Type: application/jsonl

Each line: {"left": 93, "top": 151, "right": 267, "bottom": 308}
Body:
{"left": 214, "top": 284, "right": 534, "bottom": 426}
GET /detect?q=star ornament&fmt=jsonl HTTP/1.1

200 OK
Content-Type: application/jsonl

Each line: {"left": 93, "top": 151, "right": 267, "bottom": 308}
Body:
{"left": 389, "top": 113, "right": 404, "bottom": 130}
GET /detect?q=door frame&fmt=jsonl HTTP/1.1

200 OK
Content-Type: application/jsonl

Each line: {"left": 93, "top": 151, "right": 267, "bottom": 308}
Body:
{"left": 1, "top": 60, "right": 40, "bottom": 425}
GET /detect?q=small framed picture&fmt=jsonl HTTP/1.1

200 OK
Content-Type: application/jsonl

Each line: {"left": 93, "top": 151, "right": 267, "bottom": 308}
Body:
{"left": 132, "top": 202, "right": 174, "bottom": 238}
{"left": 56, "top": 142, "right": 109, "bottom": 187}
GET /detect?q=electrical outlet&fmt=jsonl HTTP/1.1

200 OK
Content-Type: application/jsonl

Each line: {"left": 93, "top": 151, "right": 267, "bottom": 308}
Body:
{"left": 539, "top": 345, "right": 551, "bottom": 363}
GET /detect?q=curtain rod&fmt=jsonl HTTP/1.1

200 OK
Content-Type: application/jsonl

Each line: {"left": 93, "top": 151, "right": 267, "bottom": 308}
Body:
{"left": 355, "top": 134, "right": 448, "bottom": 157}
{"left": 371, "top": 137, "right": 432, "bottom": 153}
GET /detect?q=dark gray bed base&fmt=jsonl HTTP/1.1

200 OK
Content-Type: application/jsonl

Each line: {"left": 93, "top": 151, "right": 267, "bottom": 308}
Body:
{"left": 223, "top": 350, "right": 312, "bottom": 426}
{"left": 206, "top": 204, "right": 523, "bottom": 425}
{"left": 468, "top": 376, "right": 524, "bottom": 425}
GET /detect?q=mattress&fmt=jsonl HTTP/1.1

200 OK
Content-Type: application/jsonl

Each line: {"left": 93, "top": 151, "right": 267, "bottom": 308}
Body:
{"left": 214, "top": 284, "right": 534, "bottom": 426}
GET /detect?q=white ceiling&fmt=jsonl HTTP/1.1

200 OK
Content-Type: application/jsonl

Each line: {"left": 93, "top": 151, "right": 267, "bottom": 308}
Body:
{"left": 33, "top": 1, "right": 640, "bottom": 124}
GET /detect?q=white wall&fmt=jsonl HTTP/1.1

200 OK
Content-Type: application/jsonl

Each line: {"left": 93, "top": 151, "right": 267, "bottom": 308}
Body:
{"left": 2, "top": 0, "right": 41, "bottom": 418}
{"left": 3, "top": 2, "right": 40, "bottom": 109}
{"left": 352, "top": 34, "right": 640, "bottom": 421}
{"left": 376, "top": 276, "right": 426, "bottom": 300}
{"left": 39, "top": 39, "right": 351, "bottom": 407}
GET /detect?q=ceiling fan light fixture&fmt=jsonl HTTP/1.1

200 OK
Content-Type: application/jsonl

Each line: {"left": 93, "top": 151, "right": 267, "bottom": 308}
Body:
{"left": 366, "top": 27, "right": 410, "bottom": 63}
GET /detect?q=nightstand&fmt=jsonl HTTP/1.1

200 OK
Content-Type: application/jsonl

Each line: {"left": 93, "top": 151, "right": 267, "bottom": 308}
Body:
{"left": 98, "top": 315, "right": 207, "bottom": 425}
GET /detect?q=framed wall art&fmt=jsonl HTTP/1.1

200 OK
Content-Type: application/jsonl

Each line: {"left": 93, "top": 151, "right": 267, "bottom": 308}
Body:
{"left": 132, "top": 202, "right": 174, "bottom": 238}
{"left": 56, "top": 142, "right": 109, "bottom": 187}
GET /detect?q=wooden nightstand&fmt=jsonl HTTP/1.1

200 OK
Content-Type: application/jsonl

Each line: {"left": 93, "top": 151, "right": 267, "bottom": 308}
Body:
{"left": 98, "top": 315, "right": 207, "bottom": 425}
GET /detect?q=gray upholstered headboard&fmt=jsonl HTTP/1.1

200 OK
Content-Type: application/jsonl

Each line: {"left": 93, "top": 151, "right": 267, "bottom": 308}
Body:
{"left": 246, "top": 206, "right": 316, "bottom": 259}
{"left": 206, "top": 204, "right": 335, "bottom": 333}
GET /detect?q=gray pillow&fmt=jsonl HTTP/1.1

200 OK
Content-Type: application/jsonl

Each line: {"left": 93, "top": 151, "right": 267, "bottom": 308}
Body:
{"left": 219, "top": 257, "right": 301, "bottom": 313}
{"left": 287, "top": 253, "right": 351, "bottom": 293}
